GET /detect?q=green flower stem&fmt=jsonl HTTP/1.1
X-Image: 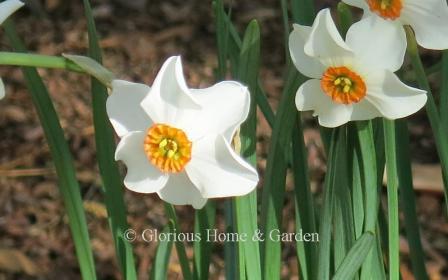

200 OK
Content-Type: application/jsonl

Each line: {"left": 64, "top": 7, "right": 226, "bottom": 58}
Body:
{"left": 406, "top": 27, "right": 448, "bottom": 213}
{"left": 0, "top": 51, "right": 83, "bottom": 72}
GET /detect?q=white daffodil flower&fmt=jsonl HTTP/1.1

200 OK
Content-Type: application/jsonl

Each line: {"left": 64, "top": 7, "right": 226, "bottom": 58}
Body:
{"left": 343, "top": 0, "right": 448, "bottom": 50}
{"left": 107, "top": 56, "right": 259, "bottom": 209}
{"left": 0, "top": 0, "right": 24, "bottom": 99}
{"left": 289, "top": 8, "right": 427, "bottom": 128}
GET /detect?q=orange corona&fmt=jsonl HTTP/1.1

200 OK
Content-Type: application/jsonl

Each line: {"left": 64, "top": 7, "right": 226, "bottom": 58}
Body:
{"left": 321, "top": 66, "right": 366, "bottom": 105}
{"left": 144, "top": 124, "right": 192, "bottom": 173}
{"left": 367, "top": 0, "right": 402, "bottom": 20}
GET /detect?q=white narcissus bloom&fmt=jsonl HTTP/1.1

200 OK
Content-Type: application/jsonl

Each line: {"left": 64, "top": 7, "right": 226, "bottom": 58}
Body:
{"left": 343, "top": 0, "right": 448, "bottom": 50}
{"left": 0, "top": 0, "right": 24, "bottom": 99}
{"left": 289, "top": 8, "right": 427, "bottom": 128}
{"left": 107, "top": 56, "right": 259, "bottom": 209}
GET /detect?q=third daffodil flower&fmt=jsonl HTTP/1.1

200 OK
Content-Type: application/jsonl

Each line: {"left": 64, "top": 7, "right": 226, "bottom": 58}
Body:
{"left": 0, "top": 0, "right": 24, "bottom": 99}
{"left": 343, "top": 0, "right": 448, "bottom": 50}
{"left": 289, "top": 9, "right": 427, "bottom": 128}
{"left": 107, "top": 56, "right": 259, "bottom": 209}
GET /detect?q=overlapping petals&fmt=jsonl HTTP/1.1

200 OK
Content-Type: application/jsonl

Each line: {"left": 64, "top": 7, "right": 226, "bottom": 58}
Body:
{"left": 289, "top": 9, "right": 427, "bottom": 128}
{"left": 342, "top": 0, "right": 448, "bottom": 50}
{"left": 107, "top": 56, "right": 259, "bottom": 208}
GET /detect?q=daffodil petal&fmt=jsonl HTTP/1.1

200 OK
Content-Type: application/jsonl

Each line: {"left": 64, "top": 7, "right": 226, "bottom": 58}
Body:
{"left": 140, "top": 56, "right": 201, "bottom": 126}
{"left": 183, "top": 81, "right": 250, "bottom": 141}
{"left": 341, "top": 0, "right": 367, "bottom": 9}
{"left": 365, "top": 70, "right": 427, "bottom": 119}
{"left": 402, "top": 0, "right": 448, "bottom": 50}
{"left": 107, "top": 80, "right": 153, "bottom": 137}
{"left": 157, "top": 172, "right": 207, "bottom": 209}
{"left": 351, "top": 99, "right": 382, "bottom": 121}
{"left": 0, "top": 78, "right": 5, "bottom": 99}
{"left": 185, "top": 134, "right": 258, "bottom": 198}
{"left": 0, "top": 0, "right": 24, "bottom": 25}
{"left": 304, "top": 9, "right": 353, "bottom": 65}
{"left": 347, "top": 16, "right": 406, "bottom": 72}
{"left": 115, "top": 131, "right": 168, "bottom": 193}
{"left": 296, "top": 79, "right": 353, "bottom": 128}
{"left": 289, "top": 24, "right": 325, "bottom": 79}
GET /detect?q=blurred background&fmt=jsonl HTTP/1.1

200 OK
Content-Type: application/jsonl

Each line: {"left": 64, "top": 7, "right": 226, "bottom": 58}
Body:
{"left": 0, "top": 0, "right": 447, "bottom": 278}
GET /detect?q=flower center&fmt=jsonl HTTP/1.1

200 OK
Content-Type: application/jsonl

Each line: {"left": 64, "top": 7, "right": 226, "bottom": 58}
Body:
{"left": 144, "top": 124, "right": 192, "bottom": 173}
{"left": 367, "top": 0, "right": 402, "bottom": 20}
{"left": 321, "top": 66, "right": 366, "bottom": 105}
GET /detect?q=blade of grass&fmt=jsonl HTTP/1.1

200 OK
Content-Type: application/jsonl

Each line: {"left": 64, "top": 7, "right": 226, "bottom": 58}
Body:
{"left": 81, "top": 1, "right": 138, "bottom": 278}
{"left": 4, "top": 20, "right": 97, "bottom": 280}
{"left": 234, "top": 19, "right": 262, "bottom": 280}
{"left": 164, "top": 203, "right": 193, "bottom": 280}
{"left": 395, "top": 120, "right": 429, "bottom": 280}
{"left": 150, "top": 223, "right": 174, "bottom": 280}
{"left": 383, "top": 120, "right": 400, "bottom": 280}
{"left": 406, "top": 27, "right": 448, "bottom": 214}
{"left": 333, "top": 232, "right": 375, "bottom": 280}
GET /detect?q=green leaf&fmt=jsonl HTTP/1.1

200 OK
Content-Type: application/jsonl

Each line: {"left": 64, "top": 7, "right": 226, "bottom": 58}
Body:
{"left": 150, "top": 224, "right": 174, "bottom": 280}
{"left": 333, "top": 232, "right": 375, "bottom": 280}
{"left": 81, "top": 1, "right": 137, "bottom": 278}
{"left": 395, "top": 120, "right": 429, "bottom": 280}
{"left": 234, "top": 19, "right": 262, "bottom": 280}
{"left": 317, "top": 127, "right": 350, "bottom": 280}
{"left": 406, "top": 27, "right": 448, "bottom": 214}
{"left": 193, "top": 203, "right": 216, "bottom": 280}
{"left": 291, "top": 0, "right": 315, "bottom": 25}
{"left": 333, "top": 134, "right": 355, "bottom": 270}
{"left": 441, "top": 50, "right": 448, "bottom": 136}
{"left": 292, "top": 116, "right": 317, "bottom": 280}
{"left": 336, "top": 3, "right": 353, "bottom": 38}
{"left": 164, "top": 203, "right": 193, "bottom": 280}
{"left": 220, "top": 8, "right": 275, "bottom": 128}
{"left": 63, "top": 54, "right": 114, "bottom": 87}
{"left": 261, "top": 66, "right": 304, "bottom": 280}
{"left": 4, "top": 20, "right": 97, "bottom": 280}
{"left": 383, "top": 120, "right": 400, "bottom": 279}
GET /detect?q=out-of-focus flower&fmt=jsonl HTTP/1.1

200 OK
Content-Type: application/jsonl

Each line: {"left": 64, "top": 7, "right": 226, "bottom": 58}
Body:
{"left": 107, "top": 56, "right": 259, "bottom": 209}
{"left": 289, "top": 8, "right": 427, "bottom": 128}
{"left": 0, "top": 0, "right": 24, "bottom": 99}
{"left": 343, "top": 0, "right": 448, "bottom": 50}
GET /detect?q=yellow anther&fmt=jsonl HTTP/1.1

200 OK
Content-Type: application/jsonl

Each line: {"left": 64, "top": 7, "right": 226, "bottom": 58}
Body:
{"left": 334, "top": 78, "right": 342, "bottom": 86}
{"left": 343, "top": 78, "right": 352, "bottom": 86}
{"left": 167, "top": 149, "right": 176, "bottom": 158}
{"left": 159, "top": 138, "right": 168, "bottom": 148}
{"left": 343, "top": 85, "right": 351, "bottom": 93}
